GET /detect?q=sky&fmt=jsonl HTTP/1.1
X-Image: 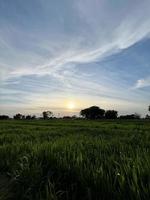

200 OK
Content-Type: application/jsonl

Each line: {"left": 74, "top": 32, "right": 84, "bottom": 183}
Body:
{"left": 0, "top": 0, "right": 150, "bottom": 117}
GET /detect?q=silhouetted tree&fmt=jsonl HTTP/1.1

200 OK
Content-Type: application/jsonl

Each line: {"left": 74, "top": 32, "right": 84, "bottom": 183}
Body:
{"left": 145, "top": 114, "right": 150, "bottom": 119}
{"left": 133, "top": 113, "right": 141, "bottom": 119}
{"left": 145, "top": 106, "right": 150, "bottom": 119}
{"left": 26, "top": 115, "right": 32, "bottom": 120}
{"left": 80, "top": 106, "right": 105, "bottom": 119}
{"left": 105, "top": 110, "right": 118, "bottom": 119}
{"left": 63, "top": 116, "right": 71, "bottom": 119}
{"left": 13, "top": 113, "right": 23, "bottom": 120}
{"left": 31, "top": 115, "right": 36, "bottom": 119}
{"left": 0, "top": 115, "right": 9, "bottom": 120}
{"left": 25, "top": 115, "right": 36, "bottom": 120}
{"left": 42, "top": 111, "right": 53, "bottom": 119}
{"left": 22, "top": 115, "right": 25, "bottom": 120}
{"left": 119, "top": 113, "right": 140, "bottom": 119}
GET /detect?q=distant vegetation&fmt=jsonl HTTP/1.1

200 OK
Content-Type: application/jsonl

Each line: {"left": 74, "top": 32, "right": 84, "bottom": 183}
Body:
{"left": 42, "top": 111, "right": 53, "bottom": 119}
{"left": 0, "top": 105, "right": 150, "bottom": 120}
{"left": 80, "top": 106, "right": 118, "bottom": 119}
{"left": 119, "top": 113, "right": 141, "bottom": 119}
{"left": 0, "top": 115, "right": 9, "bottom": 120}
{"left": 13, "top": 113, "right": 36, "bottom": 120}
{"left": 80, "top": 106, "right": 105, "bottom": 119}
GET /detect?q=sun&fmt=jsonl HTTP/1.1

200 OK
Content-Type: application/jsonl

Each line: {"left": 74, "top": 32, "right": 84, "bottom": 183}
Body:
{"left": 67, "top": 102, "right": 76, "bottom": 110}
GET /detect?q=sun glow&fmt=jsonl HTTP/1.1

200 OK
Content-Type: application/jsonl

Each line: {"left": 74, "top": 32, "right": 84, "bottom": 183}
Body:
{"left": 67, "top": 102, "right": 76, "bottom": 110}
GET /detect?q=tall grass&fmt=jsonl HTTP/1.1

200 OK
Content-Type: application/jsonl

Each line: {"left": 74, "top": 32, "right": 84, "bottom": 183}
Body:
{"left": 0, "top": 120, "right": 150, "bottom": 199}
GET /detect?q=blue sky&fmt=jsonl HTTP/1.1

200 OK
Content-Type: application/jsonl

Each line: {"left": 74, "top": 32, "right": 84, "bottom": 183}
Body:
{"left": 0, "top": 0, "right": 150, "bottom": 116}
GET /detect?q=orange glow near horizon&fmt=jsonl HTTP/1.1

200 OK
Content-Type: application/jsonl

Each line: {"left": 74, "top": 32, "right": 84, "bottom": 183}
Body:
{"left": 66, "top": 101, "right": 76, "bottom": 110}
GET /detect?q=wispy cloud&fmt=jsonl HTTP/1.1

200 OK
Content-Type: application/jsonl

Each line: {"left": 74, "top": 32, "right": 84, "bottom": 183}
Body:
{"left": 134, "top": 77, "right": 150, "bottom": 89}
{"left": 0, "top": 0, "right": 150, "bottom": 80}
{"left": 0, "top": 0, "right": 150, "bottom": 115}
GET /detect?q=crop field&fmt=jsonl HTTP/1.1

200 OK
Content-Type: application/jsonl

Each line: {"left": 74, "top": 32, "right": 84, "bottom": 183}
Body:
{"left": 0, "top": 119, "right": 150, "bottom": 200}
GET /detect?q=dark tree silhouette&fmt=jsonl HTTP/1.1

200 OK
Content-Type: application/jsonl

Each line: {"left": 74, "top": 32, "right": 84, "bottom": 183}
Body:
{"left": 25, "top": 115, "right": 36, "bottom": 120}
{"left": 105, "top": 110, "right": 118, "bottom": 119}
{"left": 26, "top": 115, "right": 32, "bottom": 120}
{"left": 80, "top": 106, "right": 105, "bottom": 119}
{"left": 31, "top": 115, "right": 36, "bottom": 119}
{"left": 13, "top": 113, "right": 23, "bottom": 120}
{"left": 132, "top": 113, "right": 141, "bottom": 119}
{"left": 119, "top": 113, "right": 140, "bottom": 119}
{"left": 0, "top": 115, "right": 9, "bottom": 120}
{"left": 145, "top": 106, "right": 150, "bottom": 119}
{"left": 145, "top": 114, "right": 150, "bottom": 119}
{"left": 42, "top": 111, "right": 53, "bottom": 119}
{"left": 63, "top": 116, "right": 71, "bottom": 119}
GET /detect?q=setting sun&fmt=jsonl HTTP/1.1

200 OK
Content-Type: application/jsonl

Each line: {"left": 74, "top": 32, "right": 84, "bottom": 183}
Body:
{"left": 67, "top": 102, "right": 76, "bottom": 110}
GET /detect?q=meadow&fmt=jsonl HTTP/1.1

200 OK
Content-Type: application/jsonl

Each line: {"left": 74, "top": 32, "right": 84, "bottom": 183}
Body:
{"left": 0, "top": 119, "right": 150, "bottom": 200}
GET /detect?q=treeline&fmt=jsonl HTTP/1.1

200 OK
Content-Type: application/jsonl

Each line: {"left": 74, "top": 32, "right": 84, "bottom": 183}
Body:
{"left": 14, "top": 114, "right": 36, "bottom": 120}
{"left": 0, "top": 111, "right": 53, "bottom": 120}
{"left": 80, "top": 106, "right": 117, "bottom": 119}
{"left": 0, "top": 105, "right": 150, "bottom": 120}
{"left": 0, "top": 114, "right": 36, "bottom": 120}
{"left": 0, "top": 115, "right": 10, "bottom": 120}
{"left": 80, "top": 106, "right": 144, "bottom": 119}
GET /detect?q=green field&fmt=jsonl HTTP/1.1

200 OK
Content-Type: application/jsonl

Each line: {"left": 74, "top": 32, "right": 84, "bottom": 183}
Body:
{"left": 0, "top": 119, "right": 150, "bottom": 200}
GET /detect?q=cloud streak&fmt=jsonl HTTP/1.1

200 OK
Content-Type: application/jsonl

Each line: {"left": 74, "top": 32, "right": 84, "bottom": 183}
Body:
{"left": 0, "top": 0, "right": 150, "bottom": 115}
{"left": 0, "top": 0, "right": 150, "bottom": 79}
{"left": 134, "top": 77, "right": 150, "bottom": 89}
